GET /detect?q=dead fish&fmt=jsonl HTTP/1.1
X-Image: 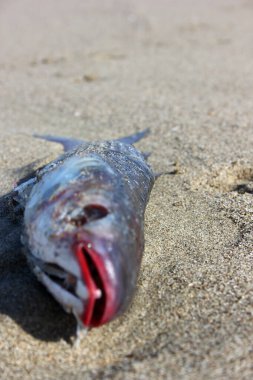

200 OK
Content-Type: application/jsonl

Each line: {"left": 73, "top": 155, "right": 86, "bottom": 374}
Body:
{"left": 13, "top": 130, "right": 155, "bottom": 330}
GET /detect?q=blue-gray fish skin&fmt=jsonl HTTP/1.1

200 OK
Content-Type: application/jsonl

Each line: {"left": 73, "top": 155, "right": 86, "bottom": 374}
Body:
{"left": 15, "top": 131, "right": 155, "bottom": 328}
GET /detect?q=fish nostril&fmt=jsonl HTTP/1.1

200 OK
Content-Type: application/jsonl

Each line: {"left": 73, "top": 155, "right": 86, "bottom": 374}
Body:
{"left": 70, "top": 214, "right": 87, "bottom": 227}
{"left": 69, "top": 205, "right": 108, "bottom": 226}
{"left": 84, "top": 204, "right": 108, "bottom": 222}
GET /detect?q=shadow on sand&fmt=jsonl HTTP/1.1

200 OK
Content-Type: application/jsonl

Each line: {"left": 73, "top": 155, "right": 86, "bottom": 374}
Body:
{"left": 0, "top": 190, "right": 76, "bottom": 343}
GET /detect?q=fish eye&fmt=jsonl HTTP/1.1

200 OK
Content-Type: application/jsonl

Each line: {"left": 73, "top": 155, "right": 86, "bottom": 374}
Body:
{"left": 83, "top": 204, "right": 108, "bottom": 221}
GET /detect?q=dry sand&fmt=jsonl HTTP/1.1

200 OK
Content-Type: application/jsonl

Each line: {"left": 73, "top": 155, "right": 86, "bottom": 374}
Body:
{"left": 0, "top": 0, "right": 253, "bottom": 379}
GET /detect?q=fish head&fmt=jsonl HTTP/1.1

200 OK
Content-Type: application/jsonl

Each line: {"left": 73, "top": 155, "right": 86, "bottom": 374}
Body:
{"left": 24, "top": 155, "right": 141, "bottom": 328}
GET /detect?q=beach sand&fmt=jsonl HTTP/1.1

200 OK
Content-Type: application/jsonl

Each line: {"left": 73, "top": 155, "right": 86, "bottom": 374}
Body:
{"left": 0, "top": 1, "right": 253, "bottom": 379}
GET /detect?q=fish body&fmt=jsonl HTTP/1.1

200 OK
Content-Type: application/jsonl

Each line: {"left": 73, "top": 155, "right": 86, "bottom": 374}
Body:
{"left": 14, "top": 131, "right": 155, "bottom": 328}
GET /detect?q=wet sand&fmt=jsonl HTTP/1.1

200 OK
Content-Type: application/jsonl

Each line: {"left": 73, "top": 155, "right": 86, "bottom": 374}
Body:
{"left": 0, "top": 1, "right": 253, "bottom": 379}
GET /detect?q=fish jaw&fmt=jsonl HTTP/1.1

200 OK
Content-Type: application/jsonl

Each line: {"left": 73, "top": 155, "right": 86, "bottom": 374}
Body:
{"left": 74, "top": 241, "right": 117, "bottom": 327}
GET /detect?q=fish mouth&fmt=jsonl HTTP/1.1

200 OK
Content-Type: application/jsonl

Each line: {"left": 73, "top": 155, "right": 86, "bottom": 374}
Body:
{"left": 29, "top": 242, "right": 114, "bottom": 328}
{"left": 29, "top": 241, "right": 116, "bottom": 327}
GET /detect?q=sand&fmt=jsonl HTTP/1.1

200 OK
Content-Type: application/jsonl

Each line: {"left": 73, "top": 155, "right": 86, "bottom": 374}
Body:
{"left": 0, "top": 0, "right": 253, "bottom": 379}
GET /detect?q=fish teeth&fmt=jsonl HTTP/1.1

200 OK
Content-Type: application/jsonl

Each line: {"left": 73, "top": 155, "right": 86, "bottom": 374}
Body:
{"left": 34, "top": 265, "right": 84, "bottom": 315}
{"left": 75, "top": 279, "right": 89, "bottom": 300}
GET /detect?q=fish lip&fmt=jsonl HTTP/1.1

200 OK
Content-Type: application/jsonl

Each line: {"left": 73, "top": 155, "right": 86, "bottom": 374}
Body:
{"left": 73, "top": 241, "right": 117, "bottom": 327}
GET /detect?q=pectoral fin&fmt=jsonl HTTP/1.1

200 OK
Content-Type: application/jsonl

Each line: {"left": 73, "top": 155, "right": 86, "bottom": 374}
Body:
{"left": 34, "top": 134, "right": 85, "bottom": 152}
{"left": 117, "top": 128, "right": 150, "bottom": 144}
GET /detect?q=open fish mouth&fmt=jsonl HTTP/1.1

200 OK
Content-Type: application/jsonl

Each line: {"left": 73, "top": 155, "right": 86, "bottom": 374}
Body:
{"left": 29, "top": 246, "right": 109, "bottom": 327}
